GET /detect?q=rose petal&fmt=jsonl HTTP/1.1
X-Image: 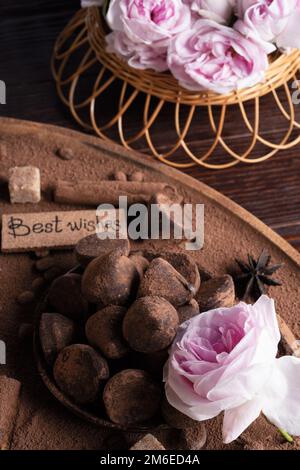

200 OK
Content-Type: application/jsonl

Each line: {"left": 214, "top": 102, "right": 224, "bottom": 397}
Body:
{"left": 262, "top": 356, "right": 300, "bottom": 435}
{"left": 277, "top": 9, "right": 300, "bottom": 49}
{"left": 165, "top": 383, "right": 224, "bottom": 421}
{"left": 223, "top": 396, "right": 263, "bottom": 444}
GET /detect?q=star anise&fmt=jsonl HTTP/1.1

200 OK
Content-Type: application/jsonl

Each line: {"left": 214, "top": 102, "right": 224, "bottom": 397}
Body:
{"left": 235, "top": 249, "right": 283, "bottom": 301}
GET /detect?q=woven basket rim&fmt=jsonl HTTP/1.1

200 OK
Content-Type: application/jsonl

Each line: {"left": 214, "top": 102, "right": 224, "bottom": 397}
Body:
{"left": 86, "top": 6, "right": 300, "bottom": 106}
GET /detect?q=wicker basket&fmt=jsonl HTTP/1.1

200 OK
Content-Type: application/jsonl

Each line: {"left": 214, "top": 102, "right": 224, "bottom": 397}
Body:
{"left": 52, "top": 6, "right": 300, "bottom": 169}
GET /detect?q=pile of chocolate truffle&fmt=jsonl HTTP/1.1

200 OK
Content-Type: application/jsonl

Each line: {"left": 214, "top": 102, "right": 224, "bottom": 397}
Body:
{"left": 39, "top": 234, "right": 235, "bottom": 433}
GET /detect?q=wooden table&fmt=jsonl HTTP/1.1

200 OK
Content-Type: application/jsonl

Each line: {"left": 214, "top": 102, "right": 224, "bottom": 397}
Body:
{"left": 1, "top": 1, "right": 300, "bottom": 250}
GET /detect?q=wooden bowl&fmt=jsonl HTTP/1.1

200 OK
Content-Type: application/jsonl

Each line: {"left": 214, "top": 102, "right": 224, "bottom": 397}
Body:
{"left": 33, "top": 264, "right": 169, "bottom": 433}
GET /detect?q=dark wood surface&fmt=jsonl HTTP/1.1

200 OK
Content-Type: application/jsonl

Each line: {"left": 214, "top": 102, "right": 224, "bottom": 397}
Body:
{"left": 1, "top": 0, "right": 300, "bottom": 250}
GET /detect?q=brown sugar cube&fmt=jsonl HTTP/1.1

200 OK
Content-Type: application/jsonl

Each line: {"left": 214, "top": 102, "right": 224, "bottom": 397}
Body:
{"left": 123, "top": 296, "right": 179, "bottom": 353}
{"left": 130, "top": 434, "right": 165, "bottom": 450}
{"left": 138, "top": 258, "right": 196, "bottom": 307}
{"left": 85, "top": 306, "right": 129, "bottom": 360}
{"left": 9, "top": 166, "right": 41, "bottom": 203}
{"left": 177, "top": 299, "right": 200, "bottom": 324}
{"left": 129, "top": 254, "right": 149, "bottom": 280}
{"left": 196, "top": 275, "right": 235, "bottom": 312}
{"left": 40, "top": 313, "right": 76, "bottom": 366}
{"left": 53, "top": 344, "right": 109, "bottom": 404}
{"left": 161, "top": 397, "right": 199, "bottom": 429}
{"left": 48, "top": 273, "right": 89, "bottom": 322}
{"left": 103, "top": 369, "right": 161, "bottom": 426}
{"left": 82, "top": 250, "right": 139, "bottom": 306}
{"left": 75, "top": 234, "right": 130, "bottom": 267}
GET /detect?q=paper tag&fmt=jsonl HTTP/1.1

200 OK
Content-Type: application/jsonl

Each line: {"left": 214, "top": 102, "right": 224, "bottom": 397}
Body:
{"left": 1, "top": 209, "right": 127, "bottom": 253}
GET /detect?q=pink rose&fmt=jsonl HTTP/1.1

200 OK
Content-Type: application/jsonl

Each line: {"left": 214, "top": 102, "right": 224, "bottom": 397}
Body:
{"left": 106, "top": 0, "right": 192, "bottom": 72}
{"left": 167, "top": 20, "right": 269, "bottom": 94}
{"left": 164, "top": 296, "right": 300, "bottom": 443}
{"left": 184, "top": 0, "right": 235, "bottom": 24}
{"left": 235, "top": 0, "right": 300, "bottom": 50}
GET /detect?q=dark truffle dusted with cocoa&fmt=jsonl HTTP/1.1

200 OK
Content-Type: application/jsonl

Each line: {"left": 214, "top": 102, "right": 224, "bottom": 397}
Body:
{"left": 75, "top": 234, "right": 130, "bottom": 267}
{"left": 129, "top": 254, "right": 150, "bottom": 281}
{"left": 81, "top": 250, "right": 139, "bottom": 306}
{"left": 103, "top": 369, "right": 161, "bottom": 425}
{"left": 137, "top": 258, "right": 196, "bottom": 307}
{"left": 39, "top": 313, "right": 76, "bottom": 366}
{"left": 53, "top": 344, "right": 109, "bottom": 404}
{"left": 180, "top": 424, "right": 207, "bottom": 450}
{"left": 48, "top": 273, "right": 88, "bottom": 322}
{"left": 123, "top": 296, "right": 179, "bottom": 353}
{"left": 177, "top": 299, "right": 200, "bottom": 324}
{"left": 85, "top": 306, "right": 129, "bottom": 360}
{"left": 160, "top": 252, "right": 201, "bottom": 294}
{"left": 161, "top": 397, "right": 199, "bottom": 429}
{"left": 196, "top": 274, "right": 235, "bottom": 312}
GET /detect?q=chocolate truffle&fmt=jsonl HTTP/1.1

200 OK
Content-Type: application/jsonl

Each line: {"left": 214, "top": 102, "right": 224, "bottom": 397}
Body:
{"left": 53, "top": 344, "right": 109, "bottom": 404}
{"left": 85, "top": 306, "right": 129, "bottom": 360}
{"left": 161, "top": 252, "right": 200, "bottom": 294}
{"left": 161, "top": 397, "right": 199, "bottom": 429}
{"left": 48, "top": 273, "right": 88, "bottom": 322}
{"left": 130, "top": 434, "right": 165, "bottom": 450}
{"left": 180, "top": 424, "right": 207, "bottom": 450}
{"left": 81, "top": 250, "right": 139, "bottom": 306}
{"left": 103, "top": 369, "right": 161, "bottom": 425}
{"left": 177, "top": 299, "right": 200, "bottom": 324}
{"left": 75, "top": 234, "right": 130, "bottom": 267}
{"left": 196, "top": 275, "right": 235, "bottom": 312}
{"left": 138, "top": 258, "right": 195, "bottom": 307}
{"left": 123, "top": 296, "right": 179, "bottom": 353}
{"left": 39, "top": 313, "right": 76, "bottom": 366}
{"left": 129, "top": 254, "right": 149, "bottom": 281}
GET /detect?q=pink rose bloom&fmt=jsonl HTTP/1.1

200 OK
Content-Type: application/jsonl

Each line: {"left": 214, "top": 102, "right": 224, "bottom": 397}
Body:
{"left": 168, "top": 20, "right": 269, "bottom": 94}
{"left": 184, "top": 0, "right": 235, "bottom": 24}
{"left": 235, "top": 0, "right": 300, "bottom": 50}
{"left": 106, "top": 0, "right": 192, "bottom": 72}
{"left": 164, "top": 296, "right": 300, "bottom": 443}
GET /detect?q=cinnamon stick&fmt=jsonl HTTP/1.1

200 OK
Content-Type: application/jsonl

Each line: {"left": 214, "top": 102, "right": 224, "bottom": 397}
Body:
{"left": 54, "top": 180, "right": 176, "bottom": 206}
{"left": 0, "top": 376, "right": 21, "bottom": 450}
{"left": 277, "top": 315, "right": 300, "bottom": 357}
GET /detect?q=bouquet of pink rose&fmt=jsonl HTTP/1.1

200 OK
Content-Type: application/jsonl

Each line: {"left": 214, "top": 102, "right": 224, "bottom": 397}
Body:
{"left": 81, "top": 0, "right": 300, "bottom": 95}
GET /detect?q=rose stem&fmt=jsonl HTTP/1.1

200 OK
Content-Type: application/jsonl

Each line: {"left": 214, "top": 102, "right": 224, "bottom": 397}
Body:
{"left": 278, "top": 429, "right": 293, "bottom": 443}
